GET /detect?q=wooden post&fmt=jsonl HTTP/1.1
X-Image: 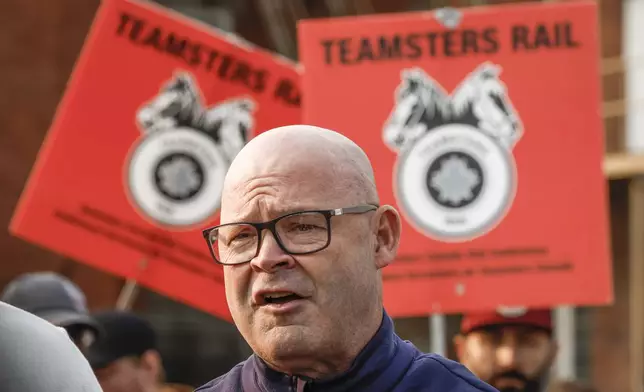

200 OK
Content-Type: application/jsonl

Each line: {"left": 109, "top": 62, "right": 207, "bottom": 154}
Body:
{"left": 115, "top": 259, "right": 148, "bottom": 311}
{"left": 605, "top": 154, "right": 644, "bottom": 179}
{"left": 629, "top": 178, "right": 644, "bottom": 392}
{"left": 115, "top": 279, "right": 140, "bottom": 311}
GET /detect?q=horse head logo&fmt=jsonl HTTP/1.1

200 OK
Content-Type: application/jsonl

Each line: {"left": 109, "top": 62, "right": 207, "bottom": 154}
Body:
{"left": 452, "top": 62, "right": 523, "bottom": 148}
{"left": 383, "top": 68, "right": 449, "bottom": 153}
{"left": 200, "top": 98, "right": 256, "bottom": 164}
{"left": 135, "top": 72, "right": 257, "bottom": 165}
{"left": 136, "top": 72, "right": 203, "bottom": 134}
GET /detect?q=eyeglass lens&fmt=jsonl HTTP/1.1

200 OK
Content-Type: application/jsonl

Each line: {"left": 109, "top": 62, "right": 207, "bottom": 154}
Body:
{"left": 209, "top": 212, "right": 330, "bottom": 264}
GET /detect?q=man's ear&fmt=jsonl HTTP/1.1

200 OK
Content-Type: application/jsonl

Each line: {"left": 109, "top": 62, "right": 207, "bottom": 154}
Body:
{"left": 373, "top": 205, "right": 402, "bottom": 269}
{"left": 140, "top": 349, "right": 163, "bottom": 380}
{"left": 453, "top": 334, "right": 466, "bottom": 361}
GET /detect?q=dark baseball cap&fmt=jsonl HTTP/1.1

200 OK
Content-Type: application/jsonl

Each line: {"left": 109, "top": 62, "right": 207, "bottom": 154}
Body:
{"left": 461, "top": 307, "right": 553, "bottom": 335}
{"left": 1, "top": 271, "right": 100, "bottom": 335}
{"left": 86, "top": 310, "right": 158, "bottom": 370}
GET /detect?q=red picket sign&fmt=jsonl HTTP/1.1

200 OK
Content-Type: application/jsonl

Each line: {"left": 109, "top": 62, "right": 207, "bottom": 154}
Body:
{"left": 10, "top": 0, "right": 301, "bottom": 320}
{"left": 299, "top": 1, "right": 612, "bottom": 316}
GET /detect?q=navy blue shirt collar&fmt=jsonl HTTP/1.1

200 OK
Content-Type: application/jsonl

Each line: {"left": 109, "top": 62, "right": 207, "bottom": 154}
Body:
{"left": 242, "top": 311, "right": 415, "bottom": 391}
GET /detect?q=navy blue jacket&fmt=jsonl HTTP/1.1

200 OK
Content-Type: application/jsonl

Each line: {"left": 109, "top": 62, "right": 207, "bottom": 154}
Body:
{"left": 196, "top": 312, "right": 498, "bottom": 392}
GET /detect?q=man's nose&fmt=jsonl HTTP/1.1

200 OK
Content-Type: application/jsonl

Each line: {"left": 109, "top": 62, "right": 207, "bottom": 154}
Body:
{"left": 496, "top": 344, "right": 519, "bottom": 369}
{"left": 250, "top": 231, "right": 295, "bottom": 273}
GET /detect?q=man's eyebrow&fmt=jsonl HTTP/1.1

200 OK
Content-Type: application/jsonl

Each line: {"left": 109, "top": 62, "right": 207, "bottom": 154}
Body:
{"left": 226, "top": 205, "right": 332, "bottom": 224}
{"left": 272, "top": 206, "right": 326, "bottom": 215}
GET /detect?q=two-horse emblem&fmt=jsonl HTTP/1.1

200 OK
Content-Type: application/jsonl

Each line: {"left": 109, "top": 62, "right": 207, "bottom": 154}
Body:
{"left": 384, "top": 62, "right": 524, "bottom": 242}
{"left": 126, "top": 71, "right": 255, "bottom": 228}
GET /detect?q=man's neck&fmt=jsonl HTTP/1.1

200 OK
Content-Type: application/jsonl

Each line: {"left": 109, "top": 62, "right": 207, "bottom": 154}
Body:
{"left": 265, "top": 309, "right": 385, "bottom": 380}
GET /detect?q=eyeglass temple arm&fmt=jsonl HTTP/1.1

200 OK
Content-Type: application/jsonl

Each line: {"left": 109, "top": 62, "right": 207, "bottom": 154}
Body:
{"left": 332, "top": 204, "right": 379, "bottom": 216}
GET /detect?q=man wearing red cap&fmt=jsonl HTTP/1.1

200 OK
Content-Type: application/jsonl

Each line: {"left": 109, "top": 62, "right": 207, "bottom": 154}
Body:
{"left": 454, "top": 307, "right": 558, "bottom": 392}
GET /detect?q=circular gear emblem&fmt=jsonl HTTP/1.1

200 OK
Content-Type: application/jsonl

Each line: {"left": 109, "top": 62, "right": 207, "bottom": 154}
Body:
{"left": 127, "top": 127, "right": 228, "bottom": 227}
{"left": 394, "top": 124, "right": 516, "bottom": 242}
{"left": 153, "top": 153, "right": 205, "bottom": 202}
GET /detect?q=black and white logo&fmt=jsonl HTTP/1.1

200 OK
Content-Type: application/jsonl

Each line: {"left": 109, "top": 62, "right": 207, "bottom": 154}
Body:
{"left": 126, "top": 71, "right": 255, "bottom": 228}
{"left": 383, "top": 62, "right": 523, "bottom": 242}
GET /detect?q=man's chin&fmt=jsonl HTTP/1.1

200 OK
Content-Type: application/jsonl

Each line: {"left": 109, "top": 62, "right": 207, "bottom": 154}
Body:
{"left": 252, "top": 326, "right": 323, "bottom": 370}
{"left": 492, "top": 379, "right": 541, "bottom": 392}
{"left": 263, "top": 325, "right": 315, "bottom": 354}
{"left": 492, "top": 380, "right": 523, "bottom": 392}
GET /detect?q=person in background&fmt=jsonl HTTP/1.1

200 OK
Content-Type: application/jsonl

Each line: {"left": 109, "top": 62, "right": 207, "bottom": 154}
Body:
{"left": 1, "top": 271, "right": 100, "bottom": 353}
{"left": 0, "top": 301, "right": 102, "bottom": 392}
{"left": 196, "top": 125, "right": 497, "bottom": 391}
{"left": 86, "top": 310, "right": 192, "bottom": 392}
{"left": 454, "top": 307, "right": 558, "bottom": 392}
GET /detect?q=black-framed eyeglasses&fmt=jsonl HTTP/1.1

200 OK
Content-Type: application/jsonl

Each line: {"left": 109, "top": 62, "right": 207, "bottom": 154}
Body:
{"left": 202, "top": 204, "right": 378, "bottom": 265}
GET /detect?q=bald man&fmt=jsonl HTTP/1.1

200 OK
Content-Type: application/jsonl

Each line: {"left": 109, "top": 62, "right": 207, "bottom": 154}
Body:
{"left": 197, "top": 125, "right": 497, "bottom": 391}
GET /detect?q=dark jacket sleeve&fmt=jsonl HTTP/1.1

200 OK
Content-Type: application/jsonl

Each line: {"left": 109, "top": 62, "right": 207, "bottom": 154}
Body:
{"left": 0, "top": 302, "right": 103, "bottom": 392}
{"left": 405, "top": 354, "right": 500, "bottom": 392}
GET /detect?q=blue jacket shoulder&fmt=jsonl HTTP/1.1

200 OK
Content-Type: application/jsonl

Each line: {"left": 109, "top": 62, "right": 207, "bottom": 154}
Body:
{"left": 402, "top": 352, "right": 498, "bottom": 392}
{"left": 194, "top": 362, "right": 244, "bottom": 392}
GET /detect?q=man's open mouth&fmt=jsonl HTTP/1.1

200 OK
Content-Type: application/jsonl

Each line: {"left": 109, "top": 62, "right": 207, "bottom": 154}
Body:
{"left": 263, "top": 292, "right": 303, "bottom": 305}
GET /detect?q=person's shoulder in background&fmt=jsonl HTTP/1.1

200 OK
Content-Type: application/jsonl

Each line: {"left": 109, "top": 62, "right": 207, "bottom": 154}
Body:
{"left": 0, "top": 301, "right": 103, "bottom": 392}
{"left": 402, "top": 344, "right": 499, "bottom": 392}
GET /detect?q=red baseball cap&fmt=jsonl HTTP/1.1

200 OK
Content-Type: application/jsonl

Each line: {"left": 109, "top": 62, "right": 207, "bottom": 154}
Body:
{"left": 460, "top": 307, "right": 553, "bottom": 334}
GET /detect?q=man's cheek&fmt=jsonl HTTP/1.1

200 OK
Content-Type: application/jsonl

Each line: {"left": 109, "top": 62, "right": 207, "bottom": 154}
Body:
{"left": 224, "top": 268, "right": 247, "bottom": 300}
{"left": 224, "top": 278, "right": 243, "bottom": 312}
{"left": 517, "top": 359, "right": 549, "bottom": 380}
{"left": 464, "top": 346, "right": 496, "bottom": 380}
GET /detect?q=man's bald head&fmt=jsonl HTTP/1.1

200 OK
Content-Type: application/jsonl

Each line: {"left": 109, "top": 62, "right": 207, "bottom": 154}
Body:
{"left": 222, "top": 125, "right": 379, "bottom": 216}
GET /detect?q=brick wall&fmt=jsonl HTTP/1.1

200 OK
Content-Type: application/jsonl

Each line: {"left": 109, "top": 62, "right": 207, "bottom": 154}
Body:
{"left": 0, "top": 0, "right": 126, "bottom": 308}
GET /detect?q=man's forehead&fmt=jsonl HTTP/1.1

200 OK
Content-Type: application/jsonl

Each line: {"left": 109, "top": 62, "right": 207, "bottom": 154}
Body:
{"left": 225, "top": 139, "right": 335, "bottom": 191}
{"left": 220, "top": 125, "right": 377, "bottom": 218}
{"left": 221, "top": 171, "right": 350, "bottom": 222}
